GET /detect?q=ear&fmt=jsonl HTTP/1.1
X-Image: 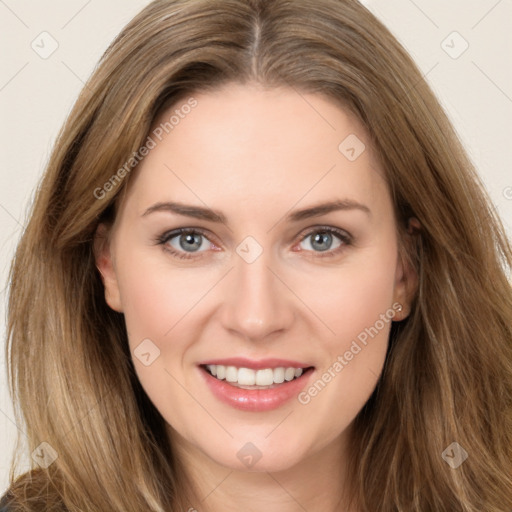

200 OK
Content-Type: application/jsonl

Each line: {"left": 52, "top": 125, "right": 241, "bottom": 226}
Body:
{"left": 392, "top": 217, "right": 420, "bottom": 321}
{"left": 93, "top": 223, "right": 123, "bottom": 313}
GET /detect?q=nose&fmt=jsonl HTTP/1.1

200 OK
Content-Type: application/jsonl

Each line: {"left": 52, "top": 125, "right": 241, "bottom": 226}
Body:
{"left": 219, "top": 250, "right": 295, "bottom": 342}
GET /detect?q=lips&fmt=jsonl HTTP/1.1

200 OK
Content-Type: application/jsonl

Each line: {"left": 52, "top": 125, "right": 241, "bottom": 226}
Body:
{"left": 197, "top": 357, "right": 315, "bottom": 412}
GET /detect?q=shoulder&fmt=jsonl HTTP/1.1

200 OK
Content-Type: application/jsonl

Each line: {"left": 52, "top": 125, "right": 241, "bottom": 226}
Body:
{"left": 0, "top": 493, "right": 13, "bottom": 511}
{"left": 0, "top": 490, "right": 15, "bottom": 511}
{"left": 0, "top": 478, "right": 62, "bottom": 511}
{"left": 0, "top": 470, "right": 68, "bottom": 512}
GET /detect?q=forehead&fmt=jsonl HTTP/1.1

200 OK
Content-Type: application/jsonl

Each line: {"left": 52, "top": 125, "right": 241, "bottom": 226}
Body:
{"left": 121, "top": 83, "right": 390, "bottom": 221}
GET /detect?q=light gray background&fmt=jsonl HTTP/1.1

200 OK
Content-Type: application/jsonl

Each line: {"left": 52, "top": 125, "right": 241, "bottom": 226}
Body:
{"left": 1, "top": 0, "right": 511, "bottom": 494}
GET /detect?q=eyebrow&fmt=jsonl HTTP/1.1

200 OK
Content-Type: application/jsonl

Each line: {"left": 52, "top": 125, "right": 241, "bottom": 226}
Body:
{"left": 142, "top": 201, "right": 227, "bottom": 223}
{"left": 286, "top": 199, "right": 371, "bottom": 222}
{"left": 141, "top": 199, "right": 371, "bottom": 223}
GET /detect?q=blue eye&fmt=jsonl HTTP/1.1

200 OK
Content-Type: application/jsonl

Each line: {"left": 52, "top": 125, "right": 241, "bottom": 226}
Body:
{"left": 172, "top": 232, "right": 207, "bottom": 252}
{"left": 158, "top": 228, "right": 212, "bottom": 259}
{"left": 298, "top": 227, "right": 351, "bottom": 255}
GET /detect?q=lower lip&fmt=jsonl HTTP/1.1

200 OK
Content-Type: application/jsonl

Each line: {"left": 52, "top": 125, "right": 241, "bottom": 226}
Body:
{"left": 199, "top": 366, "right": 315, "bottom": 412}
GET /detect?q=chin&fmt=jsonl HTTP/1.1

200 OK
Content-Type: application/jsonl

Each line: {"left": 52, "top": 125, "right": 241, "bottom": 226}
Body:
{"left": 198, "top": 435, "right": 310, "bottom": 473}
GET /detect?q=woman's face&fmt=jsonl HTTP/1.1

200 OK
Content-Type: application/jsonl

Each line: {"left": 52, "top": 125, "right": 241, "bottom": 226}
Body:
{"left": 96, "top": 82, "right": 415, "bottom": 473}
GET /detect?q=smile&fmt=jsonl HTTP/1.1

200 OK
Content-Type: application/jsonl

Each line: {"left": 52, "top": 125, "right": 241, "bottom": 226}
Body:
{"left": 198, "top": 360, "right": 315, "bottom": 412}
{"left": 205, "top": 364, "right": 306, "bottom": 388}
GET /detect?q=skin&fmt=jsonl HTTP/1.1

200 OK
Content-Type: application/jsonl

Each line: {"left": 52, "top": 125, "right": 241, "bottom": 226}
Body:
{"left": 95, "top": 82, "right": 417, "bottom": 512}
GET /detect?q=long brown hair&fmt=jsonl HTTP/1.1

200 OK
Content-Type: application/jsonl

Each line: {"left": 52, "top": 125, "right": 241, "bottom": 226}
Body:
{"left": 5, "top": 0, "right": 512, "bottom": 510}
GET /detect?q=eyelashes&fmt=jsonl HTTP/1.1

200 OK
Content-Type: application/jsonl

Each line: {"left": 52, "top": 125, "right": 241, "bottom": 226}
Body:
{"left": 155, "top": 226, "right": 353, "bottom": 261}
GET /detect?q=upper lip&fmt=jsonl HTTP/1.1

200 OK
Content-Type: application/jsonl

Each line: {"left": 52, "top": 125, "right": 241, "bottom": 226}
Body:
{"left": 199, "top": 357, "right": 314, "bottom": 370}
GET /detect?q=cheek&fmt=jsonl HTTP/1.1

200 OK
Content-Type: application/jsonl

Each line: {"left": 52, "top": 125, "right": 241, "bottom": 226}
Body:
{"left": 116, "top": 245, "right": 214, "bottom": 346}
{"left": 115, "top": 255, "right": 210, "bottom": 432}
{"left": 119, "top": 270, "right": 176, "bottom": 346}
{"left": 113, "top": 244, "right": 225, "bottom": 383}
{"left": 303, "top": 245, "right": 398, "bottom": 352}
{"left": 334, "top": 261, "right": 396, "bottom": 346}
{"left": 295, "top": 245, "right": 398, "bottom": 423}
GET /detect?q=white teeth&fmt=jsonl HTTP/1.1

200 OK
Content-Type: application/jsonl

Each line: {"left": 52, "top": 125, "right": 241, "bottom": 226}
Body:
{"left": 284, "top": 367, "right": 295, "bottom": 381}
{"left": 273, "top": 367, "right": 285, "bottom": 384}
{"left": 225, "top": 366, "right": 238, "bottom": 383}
{"left": 215, "top": 365, "right": 226, "bottom": 380}
{"left": 238, "top": 367, "right": 256, "bottom": 385}
{"left": 256, "top": 368, "right": 274, "bottom": 386}
{"left": 205, "top": 364, "right": 307, "bottom": 386}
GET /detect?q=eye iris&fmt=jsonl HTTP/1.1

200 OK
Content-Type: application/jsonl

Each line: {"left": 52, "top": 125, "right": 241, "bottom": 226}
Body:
{"left": 179, "top": 233, "right": 202, "bottom": 252}
{"left": 311, "top": 232, "right": 332, "bottom": 251}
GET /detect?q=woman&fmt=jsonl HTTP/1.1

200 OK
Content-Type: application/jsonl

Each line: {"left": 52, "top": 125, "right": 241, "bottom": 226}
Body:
{"left": 2, "top": 0, "right": 511, "bottom": 510}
